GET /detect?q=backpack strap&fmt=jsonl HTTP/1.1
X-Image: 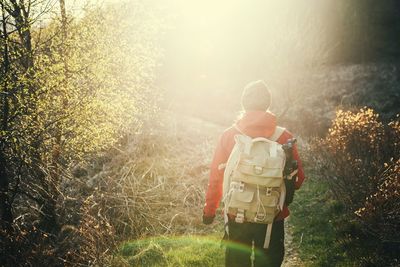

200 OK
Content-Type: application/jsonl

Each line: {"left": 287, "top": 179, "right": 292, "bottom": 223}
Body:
{"left": 263, "top": 126, "right": 285, "bottom": 249}
{"left": 263, "top": 223, "right": 273, "bottom": 248}
{"left": 233, "top": 124, "right": 246, "bottom": 136}
{"left": 235, "top": 124, "right": 286, "bottom": 142}
{"left": 269, "top": 126, "right": 286, "bottom": 142}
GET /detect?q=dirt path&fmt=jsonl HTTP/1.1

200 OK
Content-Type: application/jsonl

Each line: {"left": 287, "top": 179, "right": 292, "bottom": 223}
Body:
{"left": 283, "top": 217, "right": 304, "bottom": 266}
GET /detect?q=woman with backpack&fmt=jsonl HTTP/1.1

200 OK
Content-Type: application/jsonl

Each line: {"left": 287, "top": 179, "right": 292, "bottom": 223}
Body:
{"left": 202, "top": 80, "right": 305, "bottom": 267}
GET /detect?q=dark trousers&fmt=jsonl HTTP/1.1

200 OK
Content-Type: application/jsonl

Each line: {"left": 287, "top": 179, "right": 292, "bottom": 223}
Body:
{"left": 225, "top": 219, "right": 285, "bottom": 267}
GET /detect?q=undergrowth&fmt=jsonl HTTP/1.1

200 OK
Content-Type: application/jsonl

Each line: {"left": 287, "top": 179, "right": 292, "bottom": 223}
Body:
{"left": 290, "top": 173, "right": 400, "bottom": 267}
{"left": 290, "top": 176, "right": 356, "bottom": 267}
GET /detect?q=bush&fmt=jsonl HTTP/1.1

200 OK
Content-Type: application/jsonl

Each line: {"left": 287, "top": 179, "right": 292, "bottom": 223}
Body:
{"left": 313, "top": 107, "right": 400, "bottom": 266}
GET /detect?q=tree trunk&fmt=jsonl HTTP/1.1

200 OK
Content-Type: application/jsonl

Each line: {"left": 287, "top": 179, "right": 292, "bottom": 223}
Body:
{"left": 36, "top": 0, "right": 71, "bottom": 235}
{"left": 0, "top": 153, "right": 12, "bottom": 228}
{"left": 0, "top": 1, "right": 13, "bottom": 229}
{"left": 5, "top": 0, "right": 34, "bottom": 70}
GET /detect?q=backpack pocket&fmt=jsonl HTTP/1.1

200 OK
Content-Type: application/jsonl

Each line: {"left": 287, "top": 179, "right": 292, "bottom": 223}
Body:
{"left": 260, "top": 192, "right": 280, "bottom": 208}
{"left": 229, "top": 190, "right": 255, "bottom": 210}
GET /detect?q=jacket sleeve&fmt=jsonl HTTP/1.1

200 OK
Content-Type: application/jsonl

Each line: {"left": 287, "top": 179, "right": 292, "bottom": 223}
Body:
{"left": 203, "top": 134, "right": 230, "bottom": 217}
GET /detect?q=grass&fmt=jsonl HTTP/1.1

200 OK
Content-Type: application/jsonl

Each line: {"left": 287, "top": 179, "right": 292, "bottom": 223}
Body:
{"left": 289, "top": 175, "right": 357, "bottom": 267}
{"left": 112, "top": 235, "right": 225, "bottom": 267}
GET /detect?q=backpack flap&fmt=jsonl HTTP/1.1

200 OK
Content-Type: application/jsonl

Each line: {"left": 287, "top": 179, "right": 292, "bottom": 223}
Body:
{"left": 227, "top": 184, "right": 255, "bottom": 216}
{"left": 230, "top": 190, "right": 255, "bottom": 209}
{"left": 231, "top": 170, "right": 283, "bottom": 187}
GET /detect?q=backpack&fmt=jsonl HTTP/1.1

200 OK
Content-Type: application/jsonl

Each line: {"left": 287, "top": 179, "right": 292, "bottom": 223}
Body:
{"left": 222, "top": 125, "right": 286, "bottom": 249}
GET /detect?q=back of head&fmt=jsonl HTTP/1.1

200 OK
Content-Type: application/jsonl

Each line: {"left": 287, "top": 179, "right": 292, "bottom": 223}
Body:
{"left": 241, "top": 80, "right": 271, "bottom": 111}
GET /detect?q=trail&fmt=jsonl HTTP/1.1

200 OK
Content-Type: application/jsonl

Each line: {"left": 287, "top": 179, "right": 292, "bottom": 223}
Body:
{"left": 282, "top": 217, "right": 304, "bottom": 267}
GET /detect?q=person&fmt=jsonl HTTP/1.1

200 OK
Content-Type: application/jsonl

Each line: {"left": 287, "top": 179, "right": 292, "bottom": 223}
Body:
{"left": 202, "top": 80, "right": 305, "bottom": 267}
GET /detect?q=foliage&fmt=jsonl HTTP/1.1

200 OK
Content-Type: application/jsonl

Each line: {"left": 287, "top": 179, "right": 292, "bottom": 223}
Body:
{"left": 1, "top": 0, "right": 398, "bottom": 265}
{"left": 0, "top": 0, "right": 163, "bottom": 265}
{"left": 312, "top": 107, "right": 400, "bottom": 266}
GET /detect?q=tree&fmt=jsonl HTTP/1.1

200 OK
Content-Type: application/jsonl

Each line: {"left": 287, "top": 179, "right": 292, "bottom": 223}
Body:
{"left": 0, "top": 0, "right": 163, "bottom": 264}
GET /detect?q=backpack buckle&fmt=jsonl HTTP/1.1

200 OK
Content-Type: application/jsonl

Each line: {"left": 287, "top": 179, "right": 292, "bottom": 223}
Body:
{"left": 266, "top": 187, "right": 272, "bottom": 196}
{"left": 231, "top": 182, "right": 245, "bottom": 192}
{"left": 235, "top": 209, "right": 245, "bottom": 223}
{"left": 238, "top": 182, "right": 245, "bottom": 192}
{"left": 254, "top": 212, "right": 266, "bottom": 223}
{"left": 253, "top": 165, "right": 263, "bottom": 175}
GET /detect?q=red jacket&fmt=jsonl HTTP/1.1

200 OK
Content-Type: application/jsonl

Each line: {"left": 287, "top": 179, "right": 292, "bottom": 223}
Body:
{"left": 203, "top": 111, "right": 305, "bottom": 221}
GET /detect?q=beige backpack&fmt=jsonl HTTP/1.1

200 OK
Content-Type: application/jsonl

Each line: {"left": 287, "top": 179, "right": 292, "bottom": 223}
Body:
{"left": 222, "top": 126, "right": 286, "bottom": 248}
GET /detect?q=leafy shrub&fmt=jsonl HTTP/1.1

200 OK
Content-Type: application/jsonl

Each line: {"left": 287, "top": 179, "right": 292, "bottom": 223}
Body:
{"left": 0, "top": 1, "right": 163, "bottom": 265}
{"left": 313, "top": 108, "right": 400, "bottom": 266}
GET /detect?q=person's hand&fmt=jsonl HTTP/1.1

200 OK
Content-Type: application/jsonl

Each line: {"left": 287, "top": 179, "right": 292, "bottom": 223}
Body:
{"left": 202, "top": 214, "right": 215, "bottom": 225}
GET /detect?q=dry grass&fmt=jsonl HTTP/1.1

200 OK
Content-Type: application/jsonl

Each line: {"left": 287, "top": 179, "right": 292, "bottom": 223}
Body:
{"left": 88, "top": 112, "right": 224, "bottom": 243}
{"left": 0, "top": 111, "right": 225, "bottom": 266}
